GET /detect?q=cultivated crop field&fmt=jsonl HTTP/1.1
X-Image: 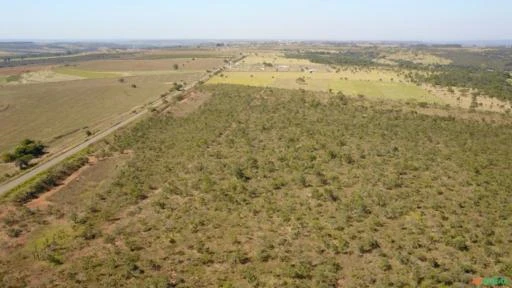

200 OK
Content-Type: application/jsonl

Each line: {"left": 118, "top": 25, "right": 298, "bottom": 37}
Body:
{"left": 1, "top": 84, "right": 511, "bottom": 287}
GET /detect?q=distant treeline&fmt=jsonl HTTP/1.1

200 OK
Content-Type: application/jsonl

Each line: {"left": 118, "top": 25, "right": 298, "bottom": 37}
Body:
{"left": 286, "top": 50, "right": 512, "bottom": 101}
{"left": 285, "top": 50, "right": 378, "bottom": 67}
{"left": 409, "top": 67, "right": 512, "bottom": 101}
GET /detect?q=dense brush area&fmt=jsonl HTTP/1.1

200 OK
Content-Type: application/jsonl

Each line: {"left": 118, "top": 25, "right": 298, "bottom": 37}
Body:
{"left": 1, "top": 84, "right": 512, "bottom": 287}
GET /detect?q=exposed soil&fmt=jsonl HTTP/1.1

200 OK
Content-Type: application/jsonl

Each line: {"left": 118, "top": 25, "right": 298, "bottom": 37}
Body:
{"left": 166, "top": 90, "right": 212, "bottom": 117}
{"left": 25, "top": 156, "right": 98, "bottom": 209}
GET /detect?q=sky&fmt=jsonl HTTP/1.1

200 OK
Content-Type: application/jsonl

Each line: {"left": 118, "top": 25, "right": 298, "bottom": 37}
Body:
{"left": 1, "top": 0, "right": 511, "bottom": 41}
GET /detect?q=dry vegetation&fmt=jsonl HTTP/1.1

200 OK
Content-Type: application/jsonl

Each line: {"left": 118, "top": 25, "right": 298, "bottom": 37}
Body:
{"left": 1, "top": 84, "right": 511, "bottom": 287}
{"left": 71, "top": 58, "right": 225, "bottom": 72}
{"left": 0, "top": 73, "right": 200, "bottom": 153}
{"left": 1, "top": 45, "right": 512, "bottom": 287}
{"left": 0, "top": 49, "right": 229, "bottom": 183}
{"left": 380, "top": 50, "right": 452, "bottom": 65}
{"left": 210, "top": 53, "right": 512, "bottom": 112}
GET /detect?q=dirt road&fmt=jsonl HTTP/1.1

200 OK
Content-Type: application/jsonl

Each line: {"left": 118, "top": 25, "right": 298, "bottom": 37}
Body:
{"left": 0, "top": 58, "right": 237, "bottom": 196}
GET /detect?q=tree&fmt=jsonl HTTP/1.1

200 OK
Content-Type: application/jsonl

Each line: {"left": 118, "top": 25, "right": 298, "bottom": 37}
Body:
{"left": 14, "top": 139, "right": 45, "bottom": 158}
{"left": 173, "top": 64, "right": 179, "bottom": 70}
{"left": 2, "top": 139, "right": 46, "bottom": 169}
{"left": 15, "top": 154, "right": 33, "bottom": 170}
{"left": 173, "top": 82, "right": 184, "bottom": 91}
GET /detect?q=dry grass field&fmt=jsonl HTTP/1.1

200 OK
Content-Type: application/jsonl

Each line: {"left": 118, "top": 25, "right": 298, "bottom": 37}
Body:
{"left": 0, "top": 73, "right": 202, "bottom": 154}
{"left": 138, "top": 48, "right": 237, "bottom": 59}
{"left": 71, "top": 58, "right": 225, "bottom": 72}
{"left": 0, "top": 51, "right": 229, "bottom": 155}
{"left": 0, "top": 50, "right": 230, "bottom": 183}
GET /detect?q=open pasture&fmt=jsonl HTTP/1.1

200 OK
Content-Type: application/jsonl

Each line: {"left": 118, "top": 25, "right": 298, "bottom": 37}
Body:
{"left": 0, "top": 58, "right": 223, "bottom": 84}
{"left": 0, "top": 72, "right": 202, "bottom": 154}
{"left": 71, "top": 58, "right": 225, "bottom": 72}
{"left": 52, "top": 67, "right": 122, "bottom": 79}
{"left": 242, "top": 52, "right": 313, "bottom": 65}
{"left": 137, "top": 48, "right": 236, "bottom": 59}
{"left": 209, "top": 71, "right": 437, "bottom": 103}
{"left": 235, "top": 53, "right": 326, "bottom": 72}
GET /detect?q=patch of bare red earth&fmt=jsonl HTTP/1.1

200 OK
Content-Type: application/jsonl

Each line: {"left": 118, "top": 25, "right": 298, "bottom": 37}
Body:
{"left": 26, "top": 156, "right": 98, "bottom": 210}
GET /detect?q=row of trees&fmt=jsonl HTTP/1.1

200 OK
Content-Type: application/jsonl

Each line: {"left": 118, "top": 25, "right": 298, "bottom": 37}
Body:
{"left": 286, "top": 50, "right": 378, "bottom": 67}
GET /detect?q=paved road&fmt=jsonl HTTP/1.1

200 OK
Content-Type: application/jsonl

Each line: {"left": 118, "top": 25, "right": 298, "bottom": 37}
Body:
{"left": 0, "top": 110, "right": 147, "bottom": 196}
{"left": 0, "top": 58, "right": 238, "bottom": 196}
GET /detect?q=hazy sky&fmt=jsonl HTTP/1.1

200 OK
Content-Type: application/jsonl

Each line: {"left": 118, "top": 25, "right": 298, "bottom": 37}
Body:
{"left": 1, "top": 0, "right": 511, "bottom": 41}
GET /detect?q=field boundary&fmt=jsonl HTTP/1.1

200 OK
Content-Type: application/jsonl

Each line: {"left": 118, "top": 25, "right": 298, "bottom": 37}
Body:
{"left": 0, "top": 55, "right": 245, "bottom": 196}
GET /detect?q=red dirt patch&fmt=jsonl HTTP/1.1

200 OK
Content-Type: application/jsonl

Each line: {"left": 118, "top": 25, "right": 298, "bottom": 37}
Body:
{"left": 25, "top": 156, "right": 98, "bottom": 209}
{"left": 166, "top": 91, "right": 212, "bottom": 117}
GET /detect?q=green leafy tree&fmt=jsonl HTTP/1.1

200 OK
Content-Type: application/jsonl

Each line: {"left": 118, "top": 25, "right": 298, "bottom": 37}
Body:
{"left": 2, "top": 139, "right": 46, "bottom": 169}
{"left": 15, "top": 154, "right": 34, "bottom": 169}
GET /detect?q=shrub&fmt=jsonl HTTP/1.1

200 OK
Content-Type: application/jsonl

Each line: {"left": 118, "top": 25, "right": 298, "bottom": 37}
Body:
{"left": 6, "top": 227, "right": 22, "bottom": 238}
{"left": 358, "top": 238, "right": 380, "bottom": 254}
{"left": 2, "top": 139, "right": 46, "bottom": 168}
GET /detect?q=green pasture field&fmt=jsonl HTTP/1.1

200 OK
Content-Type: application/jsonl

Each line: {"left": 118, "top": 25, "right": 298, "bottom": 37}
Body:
{"left": 208, "top": 71, "right": 438, "bottom": 103}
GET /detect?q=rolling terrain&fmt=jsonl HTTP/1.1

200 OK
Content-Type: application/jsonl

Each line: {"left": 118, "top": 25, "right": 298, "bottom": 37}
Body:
{"left": 0, "top": 82, "right": 511, "bottom": 287}
{"left": 0, "top": 49, "right": 234, "bottom": 183}
{"left": 0, "top": 44, "right": 512, "bottom": 287}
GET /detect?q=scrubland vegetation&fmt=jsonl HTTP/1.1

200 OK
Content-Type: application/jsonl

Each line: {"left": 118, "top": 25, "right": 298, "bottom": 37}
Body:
{"left": 1, "top": 84, "right": 511, "bottom": 287}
